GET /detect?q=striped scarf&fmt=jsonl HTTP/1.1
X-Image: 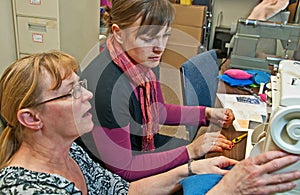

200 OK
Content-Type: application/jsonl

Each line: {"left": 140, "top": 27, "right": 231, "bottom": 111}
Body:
{"left": 107, "top": 35, "right": 159, "bottom": 151}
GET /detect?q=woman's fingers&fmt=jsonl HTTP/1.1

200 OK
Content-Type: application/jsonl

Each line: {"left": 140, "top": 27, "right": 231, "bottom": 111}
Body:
{"left": 253, "top": 151, "right": 294, "bottom": 165}
{"left": 210, "top": 136, "right": 234, "bottom": 151}
{"left": 259, "top": 154, "right": 300, "bottom": 173}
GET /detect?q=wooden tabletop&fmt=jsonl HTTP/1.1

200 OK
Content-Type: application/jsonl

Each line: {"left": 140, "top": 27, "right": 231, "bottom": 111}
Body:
{"left": 205, "top": 78, "right": 256, "bottom": 161}
{"left": 205, "top": 125, "right": 248, "bottom": 161}
{"left": 204, "top": 58, "right": 269, "bottom": 161}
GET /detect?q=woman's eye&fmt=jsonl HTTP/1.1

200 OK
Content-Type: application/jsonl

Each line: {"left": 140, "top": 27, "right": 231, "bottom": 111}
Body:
{"left": 142, "top": 37, "right": 154, "bottom": 42}
{"left": 139, "top": 35, "right": 154, "bottom": 42}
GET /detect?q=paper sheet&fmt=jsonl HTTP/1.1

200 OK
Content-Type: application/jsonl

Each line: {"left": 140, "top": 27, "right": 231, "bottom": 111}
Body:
{"left": 217, "top": 93, "right": 268, "bottom": 131}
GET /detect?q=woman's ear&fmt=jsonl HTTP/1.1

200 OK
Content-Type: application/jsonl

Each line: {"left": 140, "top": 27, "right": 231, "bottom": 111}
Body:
{"left": 111, "top": 24, "right": 124, "bottom": 44}
{"left": 17, "top": 109, "right": 43, "bottom": 130}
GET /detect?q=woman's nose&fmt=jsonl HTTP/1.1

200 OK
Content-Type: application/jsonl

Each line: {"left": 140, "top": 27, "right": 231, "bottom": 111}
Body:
{"left": 153, "top": 46, "right": 164, "bottom": 53}
{"left": 153, "top": 36, "right": 168, "bottom": 53}
{"left": 82, "top": 87, "right": 93, "bottom": 100}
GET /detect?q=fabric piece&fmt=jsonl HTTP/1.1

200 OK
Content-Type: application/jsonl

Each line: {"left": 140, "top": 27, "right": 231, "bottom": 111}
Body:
{"left": 180, "top": 174, "right": 223, "bottom": 195}
{"left": 107, "top": 36, "right": 159, "bottom": 151}
{"left": 217, "top": 74, "right": 254, "bottom": 86}
{"left": 180, "top": 166, "right": 233, "bottom": 195}
{"left": 248, "top": 0, "right": 289, "bottom": 20}
{"left": 224, "top": 69, "right": 253, "bottom": 80}
{"left": 100, "top": 0, "right": 112, "bottom": 7}
{"left": 245, "top": 70, "right": 271, "bottom": 84}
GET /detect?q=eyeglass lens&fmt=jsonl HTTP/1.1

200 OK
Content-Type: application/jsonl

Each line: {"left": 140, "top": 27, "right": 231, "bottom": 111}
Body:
{"left": 72, "top": 79, "right": 87, "bottom": 99}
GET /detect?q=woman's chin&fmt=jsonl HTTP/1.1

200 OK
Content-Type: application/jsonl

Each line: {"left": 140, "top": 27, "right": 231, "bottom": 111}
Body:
{"left": 141, "top": 61, "right": 160, "bottom": 69}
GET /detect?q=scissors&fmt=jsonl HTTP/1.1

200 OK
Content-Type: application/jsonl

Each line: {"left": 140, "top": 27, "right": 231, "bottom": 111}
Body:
{"left": 232, "top": 133, "right": 248, "bottom": 144}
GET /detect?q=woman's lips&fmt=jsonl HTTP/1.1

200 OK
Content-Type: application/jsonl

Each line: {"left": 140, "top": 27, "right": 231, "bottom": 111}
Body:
{"left": 149, "top": 56, "right": 161, "bottom": 61}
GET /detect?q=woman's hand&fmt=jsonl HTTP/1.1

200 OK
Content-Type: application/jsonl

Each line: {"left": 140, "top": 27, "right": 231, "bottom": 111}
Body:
{"left": 187, "top": 131, "right": 234, "bottom": 159}
{"left": 191, "top": 156, "right": 238, "bottom": 175}
{"left": 205, "top": 108, "right": 235, "bottom": 129}
{"left": 208, "top": 151, "right": 300, "bottom": 195}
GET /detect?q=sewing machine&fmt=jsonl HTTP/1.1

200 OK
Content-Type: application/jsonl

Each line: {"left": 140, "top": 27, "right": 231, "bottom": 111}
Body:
{"left": 229, "top": 18, "right": 300, "bottom": 72}
{"left": 250, "top": 60, "right": 300, "bottom": 195}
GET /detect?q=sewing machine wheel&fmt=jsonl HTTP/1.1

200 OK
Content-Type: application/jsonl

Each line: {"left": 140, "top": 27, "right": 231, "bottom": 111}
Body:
{"left": 269, "top": 105, "right": 300, "bottom": 154}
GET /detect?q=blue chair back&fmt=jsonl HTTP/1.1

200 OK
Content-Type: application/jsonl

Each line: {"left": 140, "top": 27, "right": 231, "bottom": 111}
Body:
{"left": 180, "top": 50, "right": 219, "bottom": 140}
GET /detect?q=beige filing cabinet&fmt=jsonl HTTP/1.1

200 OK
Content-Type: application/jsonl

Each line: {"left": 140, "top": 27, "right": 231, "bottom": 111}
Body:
{"left": 12, "top": 0, "right": 99, "bottom": 63}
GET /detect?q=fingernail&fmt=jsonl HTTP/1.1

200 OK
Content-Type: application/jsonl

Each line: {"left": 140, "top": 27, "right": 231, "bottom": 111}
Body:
{"left": 291, "top": 155, "right": 300, "bottom": 161}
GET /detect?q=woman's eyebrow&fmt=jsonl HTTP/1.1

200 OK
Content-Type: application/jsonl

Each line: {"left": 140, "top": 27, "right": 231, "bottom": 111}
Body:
{"left": 60, "top": 79, "right": 76, "bottom": 93}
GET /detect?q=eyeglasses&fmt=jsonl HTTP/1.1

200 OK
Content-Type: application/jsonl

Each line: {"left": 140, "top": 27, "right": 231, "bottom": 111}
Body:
{"left": 35, "top": 79, "right": 88, "bottom": 106}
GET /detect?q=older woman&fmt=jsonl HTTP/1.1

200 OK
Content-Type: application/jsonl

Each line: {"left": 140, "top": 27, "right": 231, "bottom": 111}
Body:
{"left": 0, "top": 51, "right": 299, "bottom": 194}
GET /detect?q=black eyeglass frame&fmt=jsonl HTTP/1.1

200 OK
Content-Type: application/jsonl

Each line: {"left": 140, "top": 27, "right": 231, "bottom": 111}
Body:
{"left": 35, "top": 79, "right": 87, "bottom": 106}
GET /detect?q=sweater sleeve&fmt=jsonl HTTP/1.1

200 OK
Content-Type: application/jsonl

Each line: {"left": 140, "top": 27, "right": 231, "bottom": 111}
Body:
{"left": 92, "top": 125, "right": 189, "bottom": 182}
{"left": 156, "top": 81, "right": 208, "bottom": 126}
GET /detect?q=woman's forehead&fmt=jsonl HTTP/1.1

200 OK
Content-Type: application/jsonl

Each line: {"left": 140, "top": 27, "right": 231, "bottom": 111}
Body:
{"left": 124, "top": 23, "right": 169, "bottom": 37}
{"left": 40, "top": 71, "right": 78, "bottom": 94}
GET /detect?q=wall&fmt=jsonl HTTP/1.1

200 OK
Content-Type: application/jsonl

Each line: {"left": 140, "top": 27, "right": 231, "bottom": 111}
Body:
{"left": 0, "top": 0, "right": 17, "bottom": 75}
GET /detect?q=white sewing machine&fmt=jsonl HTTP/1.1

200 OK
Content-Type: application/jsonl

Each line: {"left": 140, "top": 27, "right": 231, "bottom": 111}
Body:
{"left": 250, "top": 60, "right": 300, "bottom": 195}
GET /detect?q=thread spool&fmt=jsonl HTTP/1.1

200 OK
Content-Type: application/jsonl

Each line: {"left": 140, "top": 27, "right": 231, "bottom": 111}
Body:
{"left": 269, "top": 106, "right": 300, "bottom": 154}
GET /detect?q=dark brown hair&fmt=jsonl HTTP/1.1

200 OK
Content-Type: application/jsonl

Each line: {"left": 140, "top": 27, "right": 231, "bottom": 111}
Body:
{"left": 104, "top": 0, "right": 175, "bottom": 37}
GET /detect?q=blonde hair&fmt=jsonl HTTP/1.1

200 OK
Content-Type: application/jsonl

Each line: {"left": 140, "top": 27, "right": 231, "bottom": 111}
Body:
{"left": 104, "top": 0, "right": 174, "bottom": 36}
{"left": 0, "top": 51, "right": 79, "bottom": 168}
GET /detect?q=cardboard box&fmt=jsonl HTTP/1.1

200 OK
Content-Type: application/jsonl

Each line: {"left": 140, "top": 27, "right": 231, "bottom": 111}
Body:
{"left": 161, "top": 42, "right": 200, "bottom": 69}
{"left": 159, "top": 63, "right": 188, "bottom": 140}
{"left": 162, "top": 4, "right": 206, "bottom": 68}
{"left": 169, "top": 24, "right": 203, "bottom": 45}
{"left": 159, "top": 63, "right": 183, "bottom": 105}
{"left": 172, "top": 4, "right": 207, "bottom": 27}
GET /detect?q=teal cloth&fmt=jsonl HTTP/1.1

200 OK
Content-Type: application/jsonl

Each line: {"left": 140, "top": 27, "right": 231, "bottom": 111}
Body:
{"left": 180, "top": 166, "right": 233, "bottom": 194}
{"left": 244, "top": 70, "right": 271, "bottom": 84}
{"left": 180, "top": 174, "right": 223, "bottom": 195}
